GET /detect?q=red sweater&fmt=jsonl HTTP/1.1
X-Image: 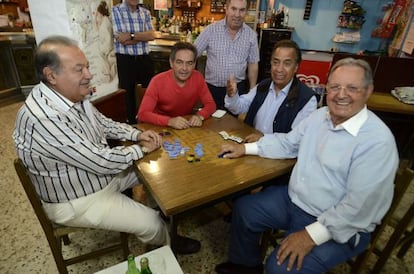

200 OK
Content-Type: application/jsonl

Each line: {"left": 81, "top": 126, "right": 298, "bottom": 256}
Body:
{"left": 137, "top": 69, "right": 216, "bottom": 126}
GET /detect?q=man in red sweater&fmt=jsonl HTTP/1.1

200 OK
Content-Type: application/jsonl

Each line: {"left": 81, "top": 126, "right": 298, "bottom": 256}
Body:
{"left": 137, "top": 42, "right": 216, "bottom": 129}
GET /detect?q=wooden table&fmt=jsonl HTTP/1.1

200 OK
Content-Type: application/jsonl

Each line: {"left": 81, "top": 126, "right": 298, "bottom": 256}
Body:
{"left": 135, "top": 114, "right": 295, "bottom": 248}
{"left": 367, "top": 92, "right": 414, "bottom": 158}
{"left": 367, "top": 92, "right": 414, "bottom": 115}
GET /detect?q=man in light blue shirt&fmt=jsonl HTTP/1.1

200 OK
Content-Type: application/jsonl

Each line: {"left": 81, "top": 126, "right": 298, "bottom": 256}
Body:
{"left": 215, "top": 58, "right": 399, "bottom": 274}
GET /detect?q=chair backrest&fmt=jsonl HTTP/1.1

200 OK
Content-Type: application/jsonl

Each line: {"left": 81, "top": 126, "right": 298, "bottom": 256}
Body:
{"left": 352, "top": 167, "right": 414, "bottom": 273}
{"left": 14, "top": 158, "right": 56, "bottom": 238}
{"left": 136, "top": 84, "right": 146, "bottom": 112}
{"left": 92, "top": 89, "right": 128, "bottom": 123}
{"left": 377, "top": 167, "right": 414, "bottom": 236}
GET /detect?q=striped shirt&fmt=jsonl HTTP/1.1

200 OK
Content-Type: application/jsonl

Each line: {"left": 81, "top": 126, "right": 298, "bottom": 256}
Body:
{"left": 112, "top": 3, "right": 153, "bottom": 55}
{"left": 194, "top": 19, "right": 260, "bottom": 87}
{"left": 13, "top": 82, "right": 145, "bottom": 203}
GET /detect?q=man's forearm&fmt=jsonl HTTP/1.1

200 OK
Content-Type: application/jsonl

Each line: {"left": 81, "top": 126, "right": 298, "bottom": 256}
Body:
{"left": 247, "top": 63, "right": 259, "bottom": 88}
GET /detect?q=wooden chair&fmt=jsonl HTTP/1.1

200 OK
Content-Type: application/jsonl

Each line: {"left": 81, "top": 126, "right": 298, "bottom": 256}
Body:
{"left": 350, "top": 167, "right": 414, "bottom": 273}
{"left": 93, "top": 89, "right": 128, "bottom": 123}
{"left": 136, "top": 84, "right": 146, "bottom": 112}
{"left": 14, "top": 158, "right": 130, "bottom": 274}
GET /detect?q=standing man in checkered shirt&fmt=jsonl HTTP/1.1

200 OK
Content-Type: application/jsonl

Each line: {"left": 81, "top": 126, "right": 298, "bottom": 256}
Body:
{"left": 112, "top": 0, "right": 154, "bottom": 124}
{"left": 194, "top": 0, "right": 260, "bottom": 110}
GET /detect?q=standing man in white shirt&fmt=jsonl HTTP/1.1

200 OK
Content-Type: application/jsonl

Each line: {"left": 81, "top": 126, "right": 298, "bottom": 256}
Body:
{"left": 194, "top": 0, "right": 260, "bottom": 110}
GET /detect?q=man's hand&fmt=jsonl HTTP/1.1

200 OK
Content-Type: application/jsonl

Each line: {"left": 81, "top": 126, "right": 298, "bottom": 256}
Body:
{"left": 115, "top": 32, "right": 131, "bottom": 44}
{"left": 276, "top": 230, "right": 316, "bottom": 271}
{"left": 219, "top": 143, "right": 245, "bottom": 158}
{"left": 139, "top": 140, "right": 160, "bottom": 154}
{"left": 137, "top": 130, "right": 162, "bottom": 147}
{"left": 244, "top": 133, "right": 264, "bottom": 143}
{"left": 188, "top": 115, "right": 203, "bottom": 127}
{"left": 226, "top": 75, "right": 237, "bottom": 97}
{"left": 168, "top": 116, "right": 190, "bottom": 129}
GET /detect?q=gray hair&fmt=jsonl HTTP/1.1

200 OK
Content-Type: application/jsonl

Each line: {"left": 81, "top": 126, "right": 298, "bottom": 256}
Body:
{"left": 35, "top": 35, "right": 78, "bottom": 83}
{"left": 328, "top": 57, "right": 374, "bottom": 87}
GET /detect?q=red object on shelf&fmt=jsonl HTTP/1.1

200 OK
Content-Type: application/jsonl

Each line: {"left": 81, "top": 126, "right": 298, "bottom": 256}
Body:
{"left": 297, "top": 59, "right": 331, "bottom": 85}
{"left": 372, "top": 0, "right": 407, "bottom": 38}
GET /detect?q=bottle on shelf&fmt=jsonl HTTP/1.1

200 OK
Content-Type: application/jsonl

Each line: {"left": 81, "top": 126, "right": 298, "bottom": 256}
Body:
{"left": 126, "top": 254, "right": 141, "bottom": 274}
{"left": 277, "top": 7, "right": 285, "bottom": 28}
{"left": 186, "top": 30, "right": 192, "bottom": 43}
{"left": 284, "top": 8, "right": 289, "bottom": 27}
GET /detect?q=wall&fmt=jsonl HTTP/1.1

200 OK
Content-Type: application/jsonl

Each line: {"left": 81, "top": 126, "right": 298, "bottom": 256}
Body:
{"left": 171, "top": 0, "right": 399, "bottom": 53}
{"left": 262, "top": 0, "right": 397, "bottom": 53}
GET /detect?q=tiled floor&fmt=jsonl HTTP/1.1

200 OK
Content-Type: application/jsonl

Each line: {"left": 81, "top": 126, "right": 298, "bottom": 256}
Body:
{"left": 1, "top": 100, "right": 413, "bottom": 274}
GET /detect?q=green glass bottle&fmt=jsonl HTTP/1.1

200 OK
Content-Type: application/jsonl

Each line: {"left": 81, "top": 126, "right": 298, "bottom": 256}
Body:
{"left": 140, "top": 257, "right": 152, "bottom": 274}
{"left": 126, "top": 254, "right": 141, "bottom": 274}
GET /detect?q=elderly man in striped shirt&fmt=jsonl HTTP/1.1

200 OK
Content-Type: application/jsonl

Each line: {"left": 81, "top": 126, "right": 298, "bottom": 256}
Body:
{"left": 13, "top": 35, "right": 199, "bottom": 254}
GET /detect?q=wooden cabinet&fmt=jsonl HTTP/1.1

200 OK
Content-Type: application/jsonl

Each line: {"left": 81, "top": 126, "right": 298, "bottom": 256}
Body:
{"left": 258, "top": 28, "right": 293, "bottom": 81}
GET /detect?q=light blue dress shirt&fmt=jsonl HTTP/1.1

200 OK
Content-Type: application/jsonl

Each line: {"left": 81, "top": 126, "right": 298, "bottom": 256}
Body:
{"left": 245, "top": 106, "right": 399, "bottom": 244}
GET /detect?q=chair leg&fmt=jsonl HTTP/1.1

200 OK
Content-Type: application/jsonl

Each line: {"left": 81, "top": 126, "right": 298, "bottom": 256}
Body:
{"left": 49, "top": 236, "right": 69, "bottom": 274}
{"left": 260, "top": 230, "right": 272, "bottom": 261}
{"left": 350, "top": 250, "right": 371, "bottom": 274}
{"left": 372, "top": 203, "right": 414, "bottom": 273}
{"left": 120, "top": 232, "right": 130, "bottom": 259}
{"left": 397, "top": 229, "right": 414, "bottom": 259}
{"left": 62, "top": 234, "right": 71, "bottom": 245}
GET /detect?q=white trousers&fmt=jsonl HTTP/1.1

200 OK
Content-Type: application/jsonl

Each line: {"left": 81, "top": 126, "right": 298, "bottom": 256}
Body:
{"left": 43, "top": 166, "right": 170, "bottom": 246}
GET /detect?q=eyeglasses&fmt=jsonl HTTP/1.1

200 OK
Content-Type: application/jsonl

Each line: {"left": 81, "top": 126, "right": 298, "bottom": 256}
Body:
{"left": 326, "top": 84, "right": 366, "bottom": 94}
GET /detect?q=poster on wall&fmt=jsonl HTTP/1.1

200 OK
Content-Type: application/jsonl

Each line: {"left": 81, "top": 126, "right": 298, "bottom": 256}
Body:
{"left": 28, "top": 0, "right": 118, "bottom": 101}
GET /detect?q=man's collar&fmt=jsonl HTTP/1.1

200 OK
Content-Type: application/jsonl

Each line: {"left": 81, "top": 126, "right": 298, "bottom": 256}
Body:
{"left": 121, "top": 2, "right": 139, "bottom": 12}
{"left": 270, "top": 78, "right": 293, "bottom": 96}
{"left": 327, "top": 106, "right": 368, "bottom": 136}
{"left": 39, "top": 82, "right": 80, "bottom": 111}
{"left": 222, "top": 18, "right": 246, "bottom": 32}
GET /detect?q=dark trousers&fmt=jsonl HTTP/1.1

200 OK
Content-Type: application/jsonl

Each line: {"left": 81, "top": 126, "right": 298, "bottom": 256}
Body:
{"left": 207, "top": 80, "right": 249, "bottom": 110}
{"left": 116, "top": 53, "right": 154, "bottom": 124}
{"left": 230, "top": 186, "right": 371, "bottom": 273}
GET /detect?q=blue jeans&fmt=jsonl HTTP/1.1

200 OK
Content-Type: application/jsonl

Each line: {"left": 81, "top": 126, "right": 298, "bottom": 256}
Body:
{"left": 228, "top": 185, "right": 371, "bottom": 274}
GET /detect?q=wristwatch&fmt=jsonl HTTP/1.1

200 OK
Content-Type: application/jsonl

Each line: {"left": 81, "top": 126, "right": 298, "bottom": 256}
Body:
{"left": 130, "top": 32, "right": 135, "bottom": 40}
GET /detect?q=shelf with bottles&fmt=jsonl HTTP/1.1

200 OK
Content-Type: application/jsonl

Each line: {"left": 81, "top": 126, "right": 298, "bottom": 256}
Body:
{"left": 264, "top": 7, "right": 289, "bottom": 29}
{"left": 174, "top": 0, "right": 202, "bottom": 9}
{"left": 245, "top": 0, "right": 260, "bottom": 31}
{"left": 210, "top": 0, "right": 226, "bottom": 13}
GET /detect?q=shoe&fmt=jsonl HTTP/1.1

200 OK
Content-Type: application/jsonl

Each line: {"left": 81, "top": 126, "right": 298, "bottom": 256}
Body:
{"left": 173, "top": 235, "right": 201, "bottom": 254}
{"left": 215, "top": 261, "right": 263, "bottom": 274}
{"left": 223, "top": 212, "right": 232, "bottom": 223}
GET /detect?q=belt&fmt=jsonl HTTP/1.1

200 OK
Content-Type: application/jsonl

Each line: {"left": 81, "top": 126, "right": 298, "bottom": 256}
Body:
{"left": 117, "top": 53, "right": 149, "bottom": 60}
{"left": 208, "top": 79, "right": 247, "bottom": 88}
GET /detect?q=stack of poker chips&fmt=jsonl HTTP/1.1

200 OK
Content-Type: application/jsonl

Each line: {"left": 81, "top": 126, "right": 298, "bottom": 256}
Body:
{"left": 162, "top": 139, "right": 204, "bottom": 162}
{"left": 163, "top": 139, "right": 189, "bottom": 159}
